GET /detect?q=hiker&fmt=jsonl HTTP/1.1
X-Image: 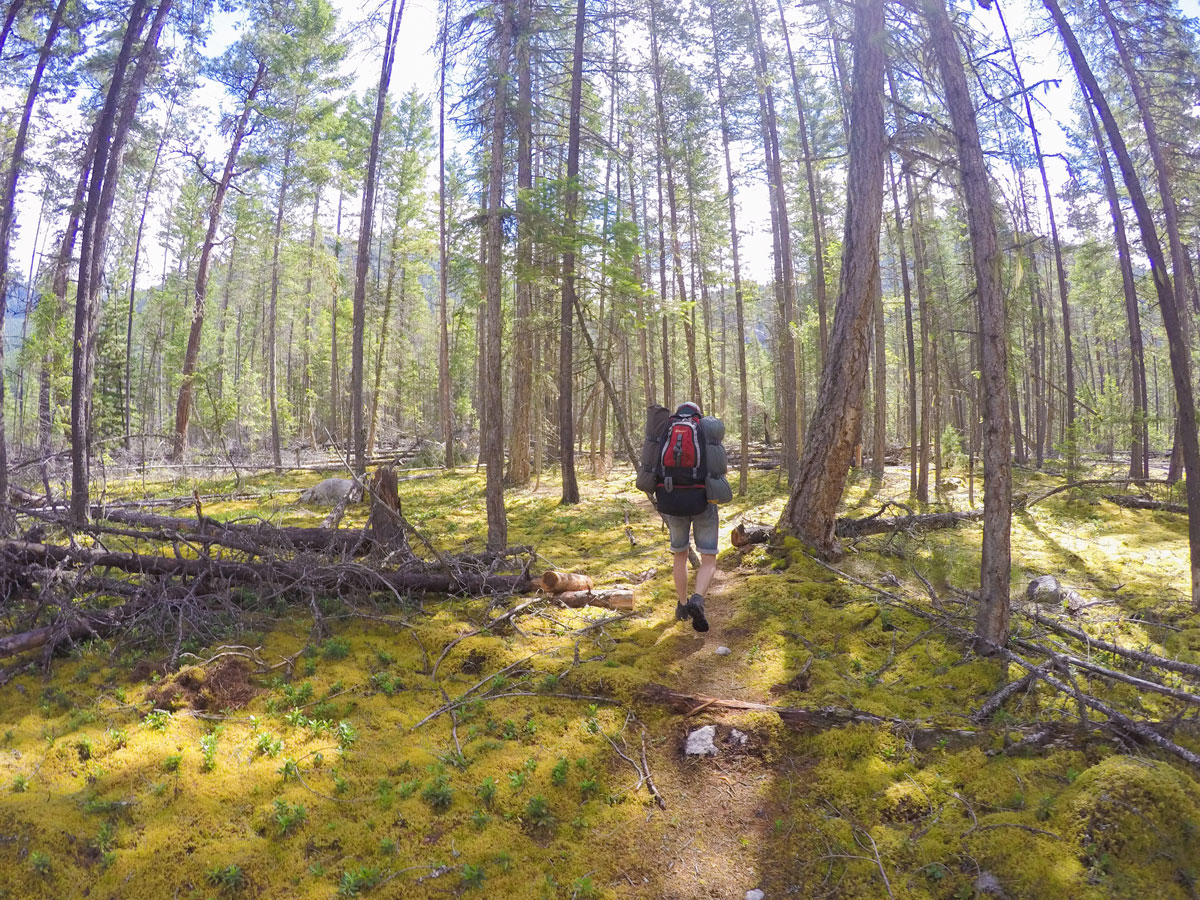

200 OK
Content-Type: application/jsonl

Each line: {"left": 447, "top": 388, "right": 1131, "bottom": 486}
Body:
{"left": 636, "top": 402, "right": 732, "bottom": 632}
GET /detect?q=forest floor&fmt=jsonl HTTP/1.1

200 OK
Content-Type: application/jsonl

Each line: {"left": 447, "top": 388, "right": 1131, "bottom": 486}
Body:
{"left": 2, "top": 462, "right": 1200, "bottom": 899}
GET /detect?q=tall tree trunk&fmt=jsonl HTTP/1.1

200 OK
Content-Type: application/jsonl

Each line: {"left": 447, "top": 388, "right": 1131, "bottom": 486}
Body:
{"left": 438, "top": 4, "right": 453, "bottom": 468}
{"left": 351, "top": 0, "right": 404, "bottom": 477}
{"left": 778, "top": 0, "right": 886, "bottom": 552}
{"left": 267, "top": 143, "right": 294, "bottom": 474}
{"left": 172, "top": 62, "right": 265, "bottom": 459}
{"left": 506, "top": 0, "right": 534, "bottom": 485}
{"left": 775, "top": 0, "right": 828, "bottom": 366}
{"left": 0, "top": 0, "right": 67, "bottom": 522}
{"left": 330, "top": 187, "right": 344, "bottom": 443}
{"left": 928, "top": 0, "right": 1013, "bottom": 646}
{"left": 1045, "top": 0, "right": 1200, "bottom": 606}
{"left": 994, "top": 0, "right": 1075, "bottom": 436}
{"left": 69, "top": 0, "right": 164, "bottom": 526}
{"left": 1083, "top": 101, "right": 1148, "bottom": 480}
{"left": 871, "top": 264, "right": 886, "bottom": 480}
{"left": 709, "top": 1, "right": 750, "bottom": 495}
{"left": 750, "top": 0, "right": 799, "bottom": 481}
{"left": 884, "top": 143, "right": 918, "bottom": 494}
{"left": 484, "top": 0, "right": 513, "bottom": 545}
{"left": 558, "top": 0, "right": 585, "bottom": 506}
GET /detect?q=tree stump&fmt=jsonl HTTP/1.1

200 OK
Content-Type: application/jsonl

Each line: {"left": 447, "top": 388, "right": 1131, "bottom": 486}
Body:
{"left": 366, "top": 467, "right": 409, "bottom": 556}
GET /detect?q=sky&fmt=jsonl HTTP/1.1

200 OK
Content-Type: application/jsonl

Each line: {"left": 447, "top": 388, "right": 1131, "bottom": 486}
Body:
{"left": 8, "top": 0, "right": 1200, "bottom": 326}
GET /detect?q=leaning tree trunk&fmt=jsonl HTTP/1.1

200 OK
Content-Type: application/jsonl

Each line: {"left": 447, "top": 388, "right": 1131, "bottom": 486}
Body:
{"left": 1083, "top": 100, "right": 1148, "bottom": 482}
{"left": 0, "top": 0, "right": 67, "bottom": 527}
{"left": 709, "top": 1, "right": 751, "bottom": 496}
{"left": 483, "top": 1, "right": 513, "bottom": 547}
{"left": 172, "top": 62, "right": 265, "bottom": 460}
{"left": 506, "top": 0, "right": 534, "bottom": 486}
{"left": 1044, "top": 0, "right": 1200, "bottom": 608}
{"left": 927, "top": 0, "right": 1013, "bottom": 646}
{"left": 778, "top": 0, "right": 886, "bottom": 554}
{"left": 351, "top": 0, "right": 404, "bottom": 478}
{"left": 69, "top": 0, "right": 158, "bottom": 526}
{"left": 558, "top": 0, "right": 585, "bottom": 506}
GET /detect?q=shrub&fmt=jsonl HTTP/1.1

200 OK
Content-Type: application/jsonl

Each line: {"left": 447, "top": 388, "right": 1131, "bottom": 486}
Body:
{"left": 206, "top": 863, "right": 245, "bottom": 893}
{"left": 338, "top": 866, "right": 381, "bottom": 896}
{"left": 274, "top": 799, "right": 307, "bottom": 835}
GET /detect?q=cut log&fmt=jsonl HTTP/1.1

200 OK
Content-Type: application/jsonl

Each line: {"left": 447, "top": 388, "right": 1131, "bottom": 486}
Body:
{"left": 552, "top": 589, "right": 634, "bottom": 610}
{"left": 731, "top": 522, "right": 773, "bottom": 547}
{"left": 542, "top": 570, "right": 594, "bottom": 593}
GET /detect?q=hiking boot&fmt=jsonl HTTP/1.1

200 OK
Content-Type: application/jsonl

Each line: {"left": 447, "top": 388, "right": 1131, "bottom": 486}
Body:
{"left": 674, "top": 600, "right": 689, "bottom": 622}
{"left": 686, "top": 593, "right": 709, "bottom": 633}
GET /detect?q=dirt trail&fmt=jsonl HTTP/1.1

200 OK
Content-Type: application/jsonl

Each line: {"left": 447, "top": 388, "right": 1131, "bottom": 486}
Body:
{"left": 634, "top": 570, "right": 779, "bottom": 900}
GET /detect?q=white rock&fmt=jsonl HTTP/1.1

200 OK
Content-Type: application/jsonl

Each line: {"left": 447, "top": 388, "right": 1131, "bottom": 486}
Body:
{"left": 298, "top": 477, "right": 356, "bottom": 505}
{"left": 746, "top": 890, "right": 765, "bottom": 900}
{"left": 715, "top": 646, "right": 732, "bottom": 656}
{"left": 729, "top": 728, "right": 748, "bottom": 746}
{"left": 684, "top": 725, "right": 718, "bottom": 757}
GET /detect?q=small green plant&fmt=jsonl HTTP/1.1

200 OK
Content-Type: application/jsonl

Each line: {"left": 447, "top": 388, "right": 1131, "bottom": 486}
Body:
{"left": 144, "top": 710, "right": 170, "bottom": 732}
{"left": 332, "top": 770, "right": 349, "bottom": 795}
{"left": 524, "top": 794, "right": 554, "bottom": 832}
{"left": 302, "top": 658, "right": 317, "bottom": 677}
{"left": 162, "top": 753, "right": 183, "bottom": 773}
{"left": 378, "top": 837, "right": 397, "bottom": 856}
{"left": 501, "top": 720, "right": 518, "bottom": 740}
{"left": 460, "top": 863, "right": 486, "bottom": 889}
{"left": 255, "top": 733, "right": 283, "bottom": 758}
{"left": 422, "top": 771, "right": 453, "bottom": 812}
{"left": 580, "top": 778, "right": 598, "bottom": 799}
{"left": 495, "top": 851, "right": 512, "bottom": 872}
{"left": 107, "top": 727, "right": 127, "bottom": 749}
{"left": 76, "top": 737, "right": 94, "bottom": 761}
{"left": 1036, "top": 794, "right": 1056, "bottom": 822}
{"left": 470, "top": 808, "right": 491, "bottom": 829}
{"left": 375, "top": 650, "right": 394, "bottom": 667}
{"left": 338, "top": 866, "right": 382, "bottom": 896}
{"left": 322, "top": 637, "right": 351, "bottom": 661}
{"left": 337, "top": 720, "right": 358, "bottom": 749}
{"left": 206, "top": 863, "right": 245, "bottom": 893}
{"left": 508, "top": 770, "right": 526, "bottom": 791}
{"left": 12, "top": 773, "right": 28, "bottom": 793}
{"left": 477, "top": 776, "right": 497, "bottom": 807}
{"left": 274, "top": 799, "right": 308, "bottom": 835}
{"left": 550, "top": 758, "right": 569, "bottom": 787}
{"left": 572, "top": 875, "right": 600, "bottom": 899}
{"left": 30, "top": 850, "right": 51, "bottom": 876}
{"left": 200, "top": 732, "right": 219, "bottom": 771}
{"left": 396, "top": 777, "right": 420, "bottom": 799}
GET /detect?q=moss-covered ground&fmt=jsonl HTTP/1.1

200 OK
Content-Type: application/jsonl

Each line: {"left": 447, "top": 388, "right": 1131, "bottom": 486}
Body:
{"left": 2, "top": 463, "right": 1199, "bottom": 899}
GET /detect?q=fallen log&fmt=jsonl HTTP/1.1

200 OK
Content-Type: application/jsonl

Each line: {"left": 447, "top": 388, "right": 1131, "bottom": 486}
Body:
{"left": 1102, "top": 494, "right": 1186, "bottom": 514}
{"left": 637, "top": 684, "right": 1061, "bottom": 752}
{"left": 0, "top": 540, "right": 529, "bottom": 605}
{"left": 730, "top": 509, "right": 986, "bottom": 546}
{"left": 835, "top": 509, "right": 984, "bottom": 537}
{"left": 553, "top": 589, "right": 634, "bottom": 611}
{"left": 27, "top": 507, "right": 371, "bottom": 556}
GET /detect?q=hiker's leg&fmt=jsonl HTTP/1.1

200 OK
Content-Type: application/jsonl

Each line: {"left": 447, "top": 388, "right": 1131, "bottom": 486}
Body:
{"left": 695, "top": 553, "right": 717, "bottom": 597}
{"left": 673, "top": 550, "right": 689, "bottom": 604}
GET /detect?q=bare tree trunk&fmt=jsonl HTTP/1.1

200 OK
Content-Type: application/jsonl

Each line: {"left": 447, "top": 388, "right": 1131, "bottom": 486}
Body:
{"left": 0, "top": 0, "right": 66, "bottom": 521}
{"left": 267, "top": 144, "right": 293, "bottom": 474}
{"left": 884, "top": 144, "right": 917, "bottom": 493}
{"left": 927, "top": 0, "right": 1013, "bottom": 646}
{"left": 484, "top": 1, "right": 513, "bottom": 545}
{"left": 709, "top": 1, "right": 750, "bottom": 495}
{"left": 172, "top": 63, "right": 265, "bottom": 460}
{"left": 70, "top": 0, "right": 165, "bottom": 526}
{"left": 750, "top": 0, "right": 799, "bottom": 481}
{"left": 871, "top": 267, "right": 886, "bottom": 480}
{"left": 437, "top": 5, "right": 454, "bottom": 468}
{"left": 775, "top": 0, "right": 828, "bottom": 366}
{"left": 557, "top": 0, "right": 586, "bottom": 506}
{"left": 1046, "top": 0, "right": 1200, "bottom": 606}
{"left": 778, "top": 0, "right": 885, "bottom": 552}
{"left": 506, "top": 0, "right": 534, "bottom": 486}
{"left": 350, "top": 0, "right": 404, "bottom": 477}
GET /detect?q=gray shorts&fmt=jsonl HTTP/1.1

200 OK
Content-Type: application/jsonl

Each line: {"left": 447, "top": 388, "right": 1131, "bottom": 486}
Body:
{"left": 663, "top": 504, "right": 719, "bottom": 555}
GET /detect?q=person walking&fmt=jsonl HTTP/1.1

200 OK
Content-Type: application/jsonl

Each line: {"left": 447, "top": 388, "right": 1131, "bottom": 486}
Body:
{"left": 636, "top": 401, "right": 732, "bottom": 632}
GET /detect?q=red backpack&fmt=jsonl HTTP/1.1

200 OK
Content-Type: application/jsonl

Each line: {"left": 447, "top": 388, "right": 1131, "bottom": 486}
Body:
{"left": 655, "top": 405, "right": 708, "bottom": 515}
